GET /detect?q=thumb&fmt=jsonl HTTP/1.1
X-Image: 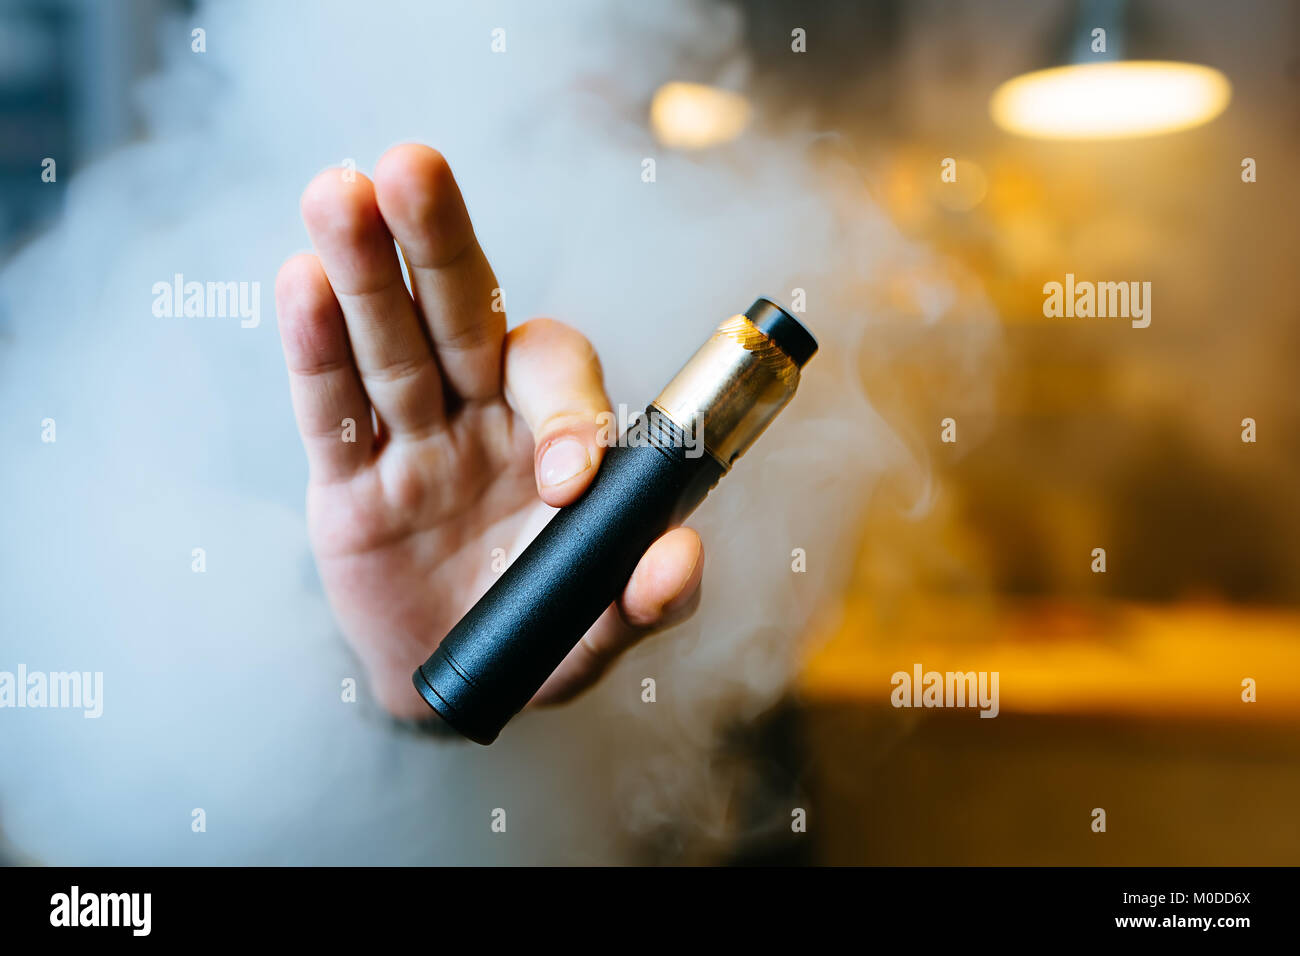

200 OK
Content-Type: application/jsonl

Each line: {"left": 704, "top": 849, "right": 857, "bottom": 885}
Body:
{"left": 502, "top": 318, "right": 612, "bottom": 507}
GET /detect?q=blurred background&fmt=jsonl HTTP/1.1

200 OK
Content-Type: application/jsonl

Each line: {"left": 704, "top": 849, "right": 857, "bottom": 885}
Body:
{"left": 0, "top": 0, "right": 1296, "bottom": 865}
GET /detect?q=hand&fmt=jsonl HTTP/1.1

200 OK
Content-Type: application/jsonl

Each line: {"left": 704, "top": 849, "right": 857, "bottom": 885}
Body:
{"left": 274, "top": 145, "right": 704, "bottom": 719}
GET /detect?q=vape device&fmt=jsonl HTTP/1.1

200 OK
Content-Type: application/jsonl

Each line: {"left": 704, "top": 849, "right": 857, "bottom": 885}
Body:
{"left": 413, "top": 297, "right": 816, "bottom": 743}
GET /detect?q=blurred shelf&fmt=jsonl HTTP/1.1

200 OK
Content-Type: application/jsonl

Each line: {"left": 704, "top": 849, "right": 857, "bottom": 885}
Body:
{"left": 799, "top": 599, "right": 1300, "bottom": 720}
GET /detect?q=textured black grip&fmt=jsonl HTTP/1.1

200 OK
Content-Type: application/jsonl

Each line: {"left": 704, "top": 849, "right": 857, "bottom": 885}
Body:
{"left": 413, "top": 407, "right": 724, "bottom": 743}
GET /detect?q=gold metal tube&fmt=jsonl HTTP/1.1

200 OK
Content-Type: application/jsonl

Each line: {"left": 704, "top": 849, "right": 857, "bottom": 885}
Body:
{"left": 652, "top": 313, "right": 803, "bottom": 469}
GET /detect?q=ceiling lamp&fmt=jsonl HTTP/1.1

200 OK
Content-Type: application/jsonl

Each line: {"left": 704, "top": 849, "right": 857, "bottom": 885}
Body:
{"left": 989, "top": 0, "right": 1231, "bottom": 140}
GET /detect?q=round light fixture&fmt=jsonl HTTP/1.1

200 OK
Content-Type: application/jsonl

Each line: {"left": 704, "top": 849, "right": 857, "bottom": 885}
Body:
{"left": 649, "top": 81, "right": 751, "bottom": 150}
{"left": 990, "top": 60, "right": 1231, "bottom": 140}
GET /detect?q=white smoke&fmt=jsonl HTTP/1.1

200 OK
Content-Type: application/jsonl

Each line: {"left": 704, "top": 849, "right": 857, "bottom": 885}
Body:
{"left": 0, "top": 0, "right": 996, "bottom": 863}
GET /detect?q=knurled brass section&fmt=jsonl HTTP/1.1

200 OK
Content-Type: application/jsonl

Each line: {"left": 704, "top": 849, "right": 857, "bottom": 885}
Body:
{"left": 652, "top": 314, "right": 801, "bottom": 468}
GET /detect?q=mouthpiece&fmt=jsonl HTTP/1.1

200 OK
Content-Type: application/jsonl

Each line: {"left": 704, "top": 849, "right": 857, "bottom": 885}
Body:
{"left": 413, "top": 297, "right": 816, "bottom": 743}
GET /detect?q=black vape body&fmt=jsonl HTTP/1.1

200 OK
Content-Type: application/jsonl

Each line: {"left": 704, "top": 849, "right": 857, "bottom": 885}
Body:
{"left": 414, "top": 409, "right": 723, "bottom": 743}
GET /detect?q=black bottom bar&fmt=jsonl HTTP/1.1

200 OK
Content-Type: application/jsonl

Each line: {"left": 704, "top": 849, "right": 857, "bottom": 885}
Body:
{"left": 0, "top": 865, "right": 1285, "bottom": 942}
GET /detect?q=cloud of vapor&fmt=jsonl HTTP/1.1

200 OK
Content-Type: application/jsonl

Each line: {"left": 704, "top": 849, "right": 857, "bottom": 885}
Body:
{"left": 0, "top": 0, "right": 997, "bottom": 863}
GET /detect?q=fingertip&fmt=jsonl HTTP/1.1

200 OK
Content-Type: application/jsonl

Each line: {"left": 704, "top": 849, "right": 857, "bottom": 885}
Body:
{"left": 507, "top": 317, "right": 601, "bottom": 367}
{"left": 300, "top": 165, "right": 380, "bottom": 246}
{"left": 373, "top": 144, "right": 472, "bottom": 266}
{"left": 659, "top": 527, "right": 705, "bottom": 614}
{"left": 373, "top": 143, "right": 453, "bottom": 197}
{"left": 534, "top": 430, "right": 603, "bottom": 507}
{"left": 274, "top": 252, "right": 344, "bottom": 364}
{"left": 274, "top": 252, "right": 323, "bottom": 311}
{"left": 620, "top": 527, "right": 704, "bottom": 628}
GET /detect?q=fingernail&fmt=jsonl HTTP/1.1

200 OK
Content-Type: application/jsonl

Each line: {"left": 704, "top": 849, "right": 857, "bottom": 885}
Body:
{"left": 539, "top": 438, "right": 590, "bottom": 487}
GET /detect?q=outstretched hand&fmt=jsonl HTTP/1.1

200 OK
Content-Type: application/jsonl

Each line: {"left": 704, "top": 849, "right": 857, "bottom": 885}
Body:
{"left": 275, "top": 145, "right": 703, "bottom": 719}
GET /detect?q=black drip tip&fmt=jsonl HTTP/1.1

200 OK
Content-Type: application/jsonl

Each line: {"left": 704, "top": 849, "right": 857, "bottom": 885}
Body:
{"left": 744, "top": 297, "right": 818, "bottom": 368}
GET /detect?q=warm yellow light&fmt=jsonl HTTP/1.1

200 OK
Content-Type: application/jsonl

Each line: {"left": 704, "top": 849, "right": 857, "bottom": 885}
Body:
{"left": 990, "top": 61, "right": 1231, "bottom": 140}
{"left": 649, "top": 81, "right": 751, "bottom": 150}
